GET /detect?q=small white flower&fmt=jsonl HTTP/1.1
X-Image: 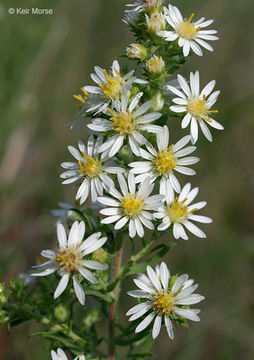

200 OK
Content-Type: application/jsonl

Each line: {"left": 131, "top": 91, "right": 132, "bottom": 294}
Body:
{"left": 146, "top": 55, "right": 165, "bottom": 75}
{"left": 158, "top": 5, "right": 218, "bottom": 57}
{"left": 51, "top": 348, "right": 85, "bottom": 360}
{"left": 145, "top": 10, "right": 166, "bottom": 34}
{"left": 83, "top": 60, "right": 136, "bottom": 114}
{"left": 97, "top": 173, "right": 164, "bottom": 238}
{"left": 129, "top": 125, "right": 199, "bottom": 193}
{"left": 154, "top": 183, "right": 212, "bottom": 240}
{"left": 88, "top": 92, "right": 162, "bottom": 157}
{"left": 60, "top": 135, "right": 124, "bottom": 204}
{"left": 168, "top": 71, "right": 224, "bottom": 143}
{"left": 127, "top": 262, "right": 204, "bottom": 340}
{"left": 32, "top": 221, "right": 107, "bottom": 305}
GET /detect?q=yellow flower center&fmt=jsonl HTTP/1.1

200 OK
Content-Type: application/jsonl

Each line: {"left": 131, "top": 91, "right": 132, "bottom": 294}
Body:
{"left": 153, "top": 291, "right": 175, "bottom": 315}
{"left": 166, "top": 197, "right": 189, "bottom": 222}
{"left": 155, "top": 147, "right": 177, "bottom": 175}
{"left": 55, "top": 249, "right": 80, "bottom": 273}
{"left": 109, "top": 109, "right": 136, "bottom": 135}
{"left": 176, "top": 14, "right": 199, "bottom": 40}
{"left": 187, "top": 96, "right": 219, "bottom": 123}
{"left": 78, "top": 153, "right": 103, "bottom": 178}
{"left": 121, "top": 193, "right": 144, "bottom": 217}
{"left": 99, "top": 69, "right": 123, "bottom": 99}
{"left": 187, "top": 98, "right": 207, "bottom": 118}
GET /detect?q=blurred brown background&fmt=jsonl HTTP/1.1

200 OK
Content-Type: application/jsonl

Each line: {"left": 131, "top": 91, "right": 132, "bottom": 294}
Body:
{"left": 0, "top": 0, "right": 254, "bottom": 359}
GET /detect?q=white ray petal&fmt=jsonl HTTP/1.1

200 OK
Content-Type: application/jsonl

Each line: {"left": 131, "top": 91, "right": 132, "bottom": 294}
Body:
{"left": 73, "top": 275, "right": 85, "bottom": 305}
{"left": 152, "top": 315, "right": 162, "bottom": 339}
{"left": 54, "top": 273, "right": 70, "bottom": 299}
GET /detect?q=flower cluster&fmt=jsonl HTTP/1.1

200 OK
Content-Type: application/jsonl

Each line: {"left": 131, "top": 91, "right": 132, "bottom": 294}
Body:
{"left": 4, "top": 1, "right": 223, "bottom": 359}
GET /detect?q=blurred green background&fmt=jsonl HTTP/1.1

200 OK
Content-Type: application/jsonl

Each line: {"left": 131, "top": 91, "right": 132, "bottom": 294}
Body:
{"left": 0, "top": 0, "right": 254, "bottom": 359}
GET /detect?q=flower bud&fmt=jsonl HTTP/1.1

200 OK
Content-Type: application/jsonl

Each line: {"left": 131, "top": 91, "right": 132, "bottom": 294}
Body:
{"left": 0, "top": 310, "right": 9, "bottom": 326}
{"left": 145, "top": 10, "right": 166, "bottom": 33}
{"left": 146, "top": 55, "right": 165, "bottom": 75}
{"left": 83, "top": 307, "right": 100, "bottom": 329}
{"left": 54, "top": 304, "right": 69, "bottom": 322}
{"left": 0, "top": 283, "right": 8, "bottom": 305}
{"left": 151, "top": 92, "right": 164, "bottom": 111}
{"left": 143, "top": 0, "right": 164, "bottom": 8}
{"left": 126, "top": 43, "right": 147, "bottom": 60}
{"left": 92, "top": 248, "right": 108, "bottom": 263}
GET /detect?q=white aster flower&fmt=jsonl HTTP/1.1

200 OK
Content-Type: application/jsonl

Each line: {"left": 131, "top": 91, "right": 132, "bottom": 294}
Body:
{"left": 97, "top": 173, "right": 164, "bottom": 238}
{"left": 129, "top": 125, "right": 199, "bottom": 193}
{"left": 154, "top": 183, "right": 212, "bottom": 240}
{"left": 88, "top": 92, "right": 162, "bottom": 157}
{"left": 145, "top": 10, "right": 166, "bottom": 34}
{"left": 32, "top": 221, "right": 107, "bottom": 305}
{"left": 83, "top": 60, "right": 136, "bottom": 114}
{"left": 60, "top": 135, "right": 124, "bottom": 204}
{"left": 168, "top": 71, "right": 224, "bottom": 143}
{"left": 158, "top": 5, "right": 218, "bottom": 57}
{"left": 51, "top": 348, "right": 85, "bottom": 360}
{"left": 127, "top": 262, "right": 204, "bottom": 339}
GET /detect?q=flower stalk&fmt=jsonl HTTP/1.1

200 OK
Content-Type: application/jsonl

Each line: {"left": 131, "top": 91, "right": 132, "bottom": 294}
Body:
{"left": 108, "top": 235, "right": 124, "bottom": 360}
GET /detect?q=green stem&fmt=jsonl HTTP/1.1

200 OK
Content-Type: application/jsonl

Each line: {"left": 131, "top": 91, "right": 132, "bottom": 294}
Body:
{"left": 118, "top": 237, "right": 155, "bottom": 279}
{"left": 108, "top": 235, "right": 124, "bottom": 360}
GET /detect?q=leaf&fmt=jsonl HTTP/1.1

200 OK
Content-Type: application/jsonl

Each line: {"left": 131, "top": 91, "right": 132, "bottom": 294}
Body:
{"left": 85, "top": 289, "right": 113, "bottom": 303}
{"left": 114, "top": 331, "right": 148, "bottom": 346}
{"left": 127, "top": 353, "right": 154, "bottom": 359}
{"left": 127, "top": 241, "right": 178, "bottom": 275}
{"left": 137, "top": 334, "right": 154, "bottom": 354}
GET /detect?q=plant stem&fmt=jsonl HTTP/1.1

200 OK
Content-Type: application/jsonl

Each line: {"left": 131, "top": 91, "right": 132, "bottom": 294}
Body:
{"left": 108, "top": 235, "right": 123, "bottom": 360}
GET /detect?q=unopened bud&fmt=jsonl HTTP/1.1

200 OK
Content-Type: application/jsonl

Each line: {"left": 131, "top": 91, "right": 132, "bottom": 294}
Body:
{"left": 146, "top": 55, "right": 165, "bottom": 75}
{"left": 143, "top": 0, "right": 164, "bottom": 8}
{"left": 0, "top": 283, "right": 8, "bottom": 305}
{"left": 0, "top": 310, "right": 9, "bottom": 325}
{"left": 92, "top": 248, "right": 107, "bottom": 263}
{"left": 146, "top": 10, "right": 166, "bottom": 33}
{"left": 54, "top": 304, "right": 69, "bottom": 322}
{"left": 151, "top": 92, "right": 164, "bottom": 111}
{"left": 126, "top": 43, "right": 147, "bottom": 60}
{"left": 83, "top": 307, "right": 100, "bottom": 328}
